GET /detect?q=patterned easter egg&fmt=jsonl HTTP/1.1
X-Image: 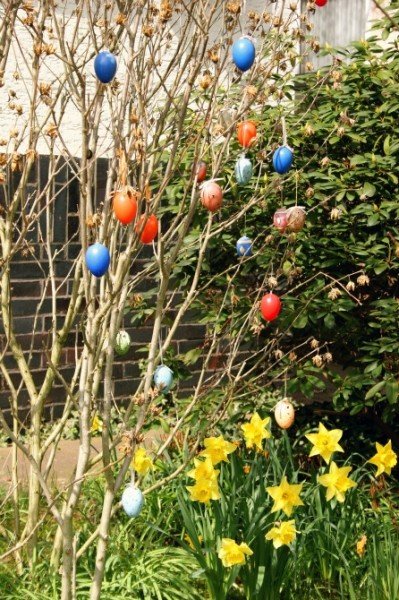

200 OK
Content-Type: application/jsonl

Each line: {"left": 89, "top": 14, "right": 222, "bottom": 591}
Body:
{"left": 286, "top": 206, "right": 306, "bottom": 232}
{"left": 236, "top": 235, "right": 253, "bottom": 257}
{"left": 273, "top": 208, "right": 288, "bottom": 232}
{"left": 274, "top": 399, "right": 295, "bottom": 429}
{"left": 200, "top": 181, "right": 223, "bottom": 212}
{"left": 235, "top": 157, "right": 253, "bottom": 185}
{"left": 115, "top": 330, "right": 131, "bottom": 356}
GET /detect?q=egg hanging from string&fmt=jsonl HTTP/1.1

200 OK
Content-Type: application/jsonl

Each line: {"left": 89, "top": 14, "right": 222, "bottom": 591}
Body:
{"left": 85, "top": 243, "right": 110, "bottom": 277}
{"left": 200, "top": 181, "right": 223, "bottom": 212}
{"left": 194, "top": 161, "right": 207, "bottom": 183}
{"left": 121, "top": 485, "right": 144, "bottom": 518}
{"left": 232, "top": 37, "right": 256, "bottom": 72}
{"left": 113, "top": 189, "right": 138, "bottom": 225}
{"left": 115, "top": 330, "right": 131, "bottom": 356}
{"left": 236, "top": 235, "right": 253, "bottom": 257}
{"left": 273, "top": 208, "right": 288, "bottom": 232}
{"left": 260, "top": 292, "right": 281, "bottom": 322}
{"left": 237, "top": 121, "right": 257, "bottom": 148}
{"left": 315, "top": 0, "right": 328, "bottom": 6}
{"left": 274, "top": 398, "right": 295, "bottom": 429}
{"left": 135, "top": 214, "right": 158, "bottom": 244}
{"left": 94, "top": 51, "right": 117, "bottom": 83}
{"left": 235, "top": 156, "right": 253, "bottom": 185}
{"left": 286, "top": 206, "right": 306, "bottom": 232}
{"left": 272, "top": 146, "right": 294, "bottom": 175}
{"left": 153, "top": 365, "right": 174, "bottom": 393}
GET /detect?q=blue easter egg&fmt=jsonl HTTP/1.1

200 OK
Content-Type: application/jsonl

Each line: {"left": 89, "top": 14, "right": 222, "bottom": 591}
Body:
{"left": 272, "top": 146, "right": 294, "bottom": 175}
{"left": 94, "top": 51, "right": 117, "bottom": 83}
{"left": 153, "top": 365, "right": 174, "bottom": 393}
{"left": 121, "top": 486, "right": 144, "bottom": 518}
{"left": 85, "top": 242, "right": 110, "bottom": 277}
{"left": 232, "top": 37, "right": 255, "bottom": 72}
{"left": 235, "top": 157, "right": 253, "bottom": 185}
{"left": 236, "top": 235, "right": 253, "bottom": 257}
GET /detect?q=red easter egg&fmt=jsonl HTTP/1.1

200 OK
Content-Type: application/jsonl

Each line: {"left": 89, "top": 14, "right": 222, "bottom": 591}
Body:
{"left": 136, "top": 214, "right": 158, "bottom": 244}
{"left": 200, "top": 181, "right": 223, "bottom": 212}
{"left": 113, "top": 190, "right": 138, "bottom": 225}
{"left": 273, "top": 208, "right": 288, "bottom": 232}
{"left": 260, "top": 292, "right": 281, "bottom": 322}
{"left": 315, "top": 0, "right": 328, "bottom": 6}
{"left": 237, "top": 121, "right": 257, "bottom": 148}
{"left": 194, "top": 161, "right": 207, "bottom": 183}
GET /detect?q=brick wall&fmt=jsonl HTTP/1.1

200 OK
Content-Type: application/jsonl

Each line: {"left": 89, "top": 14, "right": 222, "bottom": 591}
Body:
{"left": 0, "top": 154, "right": 207, "bottom": 424}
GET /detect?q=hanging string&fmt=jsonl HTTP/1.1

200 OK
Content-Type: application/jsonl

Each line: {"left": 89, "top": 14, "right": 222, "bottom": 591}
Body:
{"left": 158, "top": 331, "right": 163, "bottom": 365}
{"left": 281, "top": 115, "right": 288, "bottom": 147}
{"left": 284, "top": 368, "right": 288, "bottom": 399}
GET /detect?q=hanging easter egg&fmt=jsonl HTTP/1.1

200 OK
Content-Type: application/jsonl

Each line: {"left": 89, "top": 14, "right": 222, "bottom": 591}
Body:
{"left": 135, "top": 214, "right": 158, "bottom": 244}
{"left": 286, "top": 206, "right": 306, "bottom": 232}
{"left": 85, "top": 243, "right": 110, "bottom": 277}
{"left": 237, "top": 121, "right": 257, "bottom": 148}
{"left": 236, "top": 235, "right": 253, "bottom": 257}
{"left": 273, "top": 208, "right": 288, "bottom": 232}
{"left": 235, "top": 156, "right": 253, "bottom": 185}
{"left": 115, "top": 330, "right": 131, "bottom": 356}
{"left": 232, "top": 37, "right": 256, "bottom": 72}
{"left": 154, "top": 364, "right": 174, "bottom": 393}
{"left": 194, "top": 161, "right": 207, "bottom": 183}
{"left": 315, "top": 0, "right": 328, "bottom": 6}
{"left": 260, "top": 292, "right": 281, "bottom": 322}
{"left": 94, "top": 51, "right": 117, "bottom": 84}
{"left": 121, "top": 485, "right": 144, "bottom": 518}
{"left": 274, "top": 398, "right": 295, "bottom": 430}
{"left": 273, "top": 146, "right": 294, "bottom": 175}
{"left": 113, "top": 190, "right": 138, "bottom": 225}
{"left": 200, "top": 181, "right": 223, "bottom": 212}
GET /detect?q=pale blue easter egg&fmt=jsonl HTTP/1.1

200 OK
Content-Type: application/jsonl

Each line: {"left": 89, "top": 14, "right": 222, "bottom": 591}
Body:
{"left": 235, "top": 157, "right": 253, "bottom": 185}
{"left": 236, "top": 235, "right": 253, "bottom": 257}
{"left": 153, "top": 365, "right": 174, "bottom": 393}
{"left": 121, "top": 486, "right": 144, "bottom": 518}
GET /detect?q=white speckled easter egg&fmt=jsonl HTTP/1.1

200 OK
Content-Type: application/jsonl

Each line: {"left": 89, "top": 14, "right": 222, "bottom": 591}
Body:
{"left": 121, "top": 486, "right": 144, "bottom": 518}
{"left": 274, "top": 399, "right": 295, "bottom": 429}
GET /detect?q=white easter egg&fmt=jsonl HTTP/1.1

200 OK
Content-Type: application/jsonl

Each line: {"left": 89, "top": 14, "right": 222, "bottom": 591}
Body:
{"left": 274, "top": 399, "right": 295, "bottom": 429}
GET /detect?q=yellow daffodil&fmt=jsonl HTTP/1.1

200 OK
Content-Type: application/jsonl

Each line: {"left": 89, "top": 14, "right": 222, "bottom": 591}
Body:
{"left": 199, "top": 435, "right": 237, "bottom": 465}
{"left": 368, "top": 440, "right": 397, "bottom": 477}
{"left": 266, "top": 476, "right": 304, "bottom": 516}
{"left": 131, "top": 447, "right": 153, "bottom": 475}
{"left": 187, "top": 457, "right": 219, "bottom": 483}
{"left": 218, "top": 538, "right": 253, "bottom": 568}
{"left": 356, "top": 534, "right": 367, "bottom": 557}
{"left": 241, "top": 412, "right": 271, "bottom": 451}
{"left": 265, "top": 520, "right": 297, "bottom": 549}
{"left": 90, "top": 414, "right": 103, "bottom": 434}
{"left": 305, "top": 422, "right": 344, "bottom": 464}
{"left": 184, "top": 533, "right": 203, "bottom": 550}
{"left": 318, "top": 461, "right": 357, "bottom": 502}
{"left": 186, "top": 477, "right": 220, "bottom": 503}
